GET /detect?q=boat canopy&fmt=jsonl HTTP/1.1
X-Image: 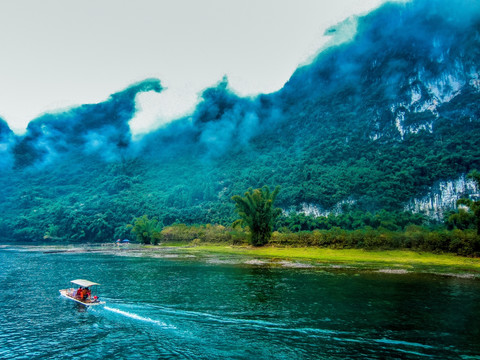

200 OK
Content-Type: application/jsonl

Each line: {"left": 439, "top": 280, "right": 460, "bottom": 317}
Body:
{"left": 70, "top": 279, "right": 100, "bottom": 287}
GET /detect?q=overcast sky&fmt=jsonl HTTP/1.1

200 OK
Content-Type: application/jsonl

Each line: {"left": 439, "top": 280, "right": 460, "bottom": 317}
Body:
{"left": 0, "top": 0, "right": 391, "bottom": 135}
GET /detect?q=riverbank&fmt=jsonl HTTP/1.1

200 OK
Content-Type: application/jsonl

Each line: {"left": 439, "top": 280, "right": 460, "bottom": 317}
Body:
{"left": 6, "top": 243, "right": 479, "bottom": 277}
{"left": 171, "top": 244, "right": 480, "bottom": 276}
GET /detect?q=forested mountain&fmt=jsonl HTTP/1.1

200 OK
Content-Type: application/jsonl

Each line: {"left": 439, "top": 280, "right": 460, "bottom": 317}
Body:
{"left": 1, "top": 0, "right": 480, "bottom": 242}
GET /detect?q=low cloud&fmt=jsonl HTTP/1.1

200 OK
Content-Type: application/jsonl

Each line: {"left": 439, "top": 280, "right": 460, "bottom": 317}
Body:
{"left": 12, "top": 79, "right": 162, "bottom": 168}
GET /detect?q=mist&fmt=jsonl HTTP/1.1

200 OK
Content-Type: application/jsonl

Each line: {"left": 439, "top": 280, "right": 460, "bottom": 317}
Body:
{"left": 0, "top": 118, "right": 14, "bottom": 169}
{"left": 4, "top": 0, "right": 480, "bottom": 170}
{"left": 11, "top": 79, "right": 162, "bottom": 168}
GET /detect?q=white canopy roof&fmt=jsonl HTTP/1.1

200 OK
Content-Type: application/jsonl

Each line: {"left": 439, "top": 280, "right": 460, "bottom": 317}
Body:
{"left": 70, "top": 279, "right": 100, "bottom": 287}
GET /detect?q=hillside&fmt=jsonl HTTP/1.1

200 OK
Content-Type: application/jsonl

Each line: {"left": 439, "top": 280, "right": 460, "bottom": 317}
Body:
{"left": 1, "top": 0, "right": 480, "bottom": 242}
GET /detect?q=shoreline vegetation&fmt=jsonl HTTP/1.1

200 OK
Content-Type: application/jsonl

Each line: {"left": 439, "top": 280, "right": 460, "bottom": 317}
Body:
{"left": 124, "top": 180, "right": 480, "bottom": 259}
{"left": 4, "top": 242, "right": 480, "bottom": 277}
{"left": 130, "top": 221, "right": 480, "bottom": 257}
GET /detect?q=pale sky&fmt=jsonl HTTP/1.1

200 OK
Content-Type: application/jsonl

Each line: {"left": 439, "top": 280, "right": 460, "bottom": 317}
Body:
{"left": 0, "top": 0, "right": 390, "bottom": 135}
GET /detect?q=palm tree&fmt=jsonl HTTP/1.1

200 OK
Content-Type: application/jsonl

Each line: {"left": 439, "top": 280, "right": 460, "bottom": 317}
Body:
{"left": 127, "top": 215, "right": 162, "bottom": 244}
{"left": 232, "top": 186, "right": 281, "bottom": 246}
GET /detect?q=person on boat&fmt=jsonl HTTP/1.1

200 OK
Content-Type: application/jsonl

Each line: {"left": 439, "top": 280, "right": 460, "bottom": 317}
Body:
{"left": 85, "top": 287, "right": 91, "bottom": 300}
{"left": 76, "top": 287, "right": 83, "bottom": 299}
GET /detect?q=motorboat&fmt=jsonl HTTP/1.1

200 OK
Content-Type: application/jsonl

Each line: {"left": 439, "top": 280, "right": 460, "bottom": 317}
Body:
{"left": 59, "top": 279, "right": 105, "bottom": 306}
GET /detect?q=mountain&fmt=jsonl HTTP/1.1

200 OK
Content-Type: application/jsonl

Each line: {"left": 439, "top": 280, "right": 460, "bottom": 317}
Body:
{"left": 1, "top": 0, "right": 480, "bottom": 242}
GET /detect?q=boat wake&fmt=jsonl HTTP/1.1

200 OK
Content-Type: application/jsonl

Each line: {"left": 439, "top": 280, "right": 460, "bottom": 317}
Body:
{"left": 98, "top": 303, "right": 441, "bottom": 358}
{"left": 103, "top": 306, "right": 176, "bottom": 329}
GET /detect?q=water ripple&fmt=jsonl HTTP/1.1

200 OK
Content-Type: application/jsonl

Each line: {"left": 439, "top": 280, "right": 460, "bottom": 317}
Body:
{"left": 1, "top": 248, "right": 479, "bottom": 359}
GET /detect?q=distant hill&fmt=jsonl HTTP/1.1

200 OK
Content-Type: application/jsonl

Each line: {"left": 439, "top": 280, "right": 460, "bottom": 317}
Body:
{"left": 1, "top": 0, "right": 480, "bottom": 242}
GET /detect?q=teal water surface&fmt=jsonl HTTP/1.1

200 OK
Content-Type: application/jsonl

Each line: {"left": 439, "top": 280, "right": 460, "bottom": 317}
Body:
{"left": 1, "top": 247, "right": 479, "bottom": 359}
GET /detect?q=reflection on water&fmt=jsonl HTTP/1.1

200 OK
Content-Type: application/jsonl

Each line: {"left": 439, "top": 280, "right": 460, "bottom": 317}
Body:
{"left": 0, "top": 247, "right": 479, "bottom": 359}
{"left": 75, "top": 303, "right": 88, "bottom": 312}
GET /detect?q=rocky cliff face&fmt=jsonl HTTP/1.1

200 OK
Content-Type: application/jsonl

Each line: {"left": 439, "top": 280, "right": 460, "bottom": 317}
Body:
{"left": 391, "top": 64, "right": 479, "bottom": 139}
{"left": 405, "top": 175, "right": 478, "bottom": 220}
{"left": 296, "top": 176, "right": 478, "bottom": 221}
{"left": 297, "top": 199, "right": 357, "bottom": 218}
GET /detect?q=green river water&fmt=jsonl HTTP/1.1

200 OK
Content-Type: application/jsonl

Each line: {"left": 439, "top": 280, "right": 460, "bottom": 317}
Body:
{"left": 1, "top": 246, "right": 479, "bottom": 359}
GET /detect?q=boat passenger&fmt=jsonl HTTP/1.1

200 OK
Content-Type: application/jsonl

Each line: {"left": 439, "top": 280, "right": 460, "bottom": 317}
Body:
{"left": 85, "top": 287, "right": 91, "bottom": 300}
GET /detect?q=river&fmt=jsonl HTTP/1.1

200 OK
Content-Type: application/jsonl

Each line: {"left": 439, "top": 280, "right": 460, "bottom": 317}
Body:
{"left": 1, "top": 246, "right": 479, "bottom": 359}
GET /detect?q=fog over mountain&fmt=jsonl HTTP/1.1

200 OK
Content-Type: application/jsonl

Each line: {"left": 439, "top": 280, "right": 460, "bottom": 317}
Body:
{"left": 1, "top": 0, "right": 480, "bottom": 242}
{"left": 9, "top": 79, "right": 162, "bottom": 168}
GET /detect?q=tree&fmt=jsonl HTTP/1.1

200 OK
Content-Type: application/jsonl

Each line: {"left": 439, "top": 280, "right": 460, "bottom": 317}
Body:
{"left": 456, "top": 170, "right": 480, "bottom": 235}
{"left": 232, "top": 186, "right": 281, "bottom": 246}
{"left": 126, "top": 215, "right": 162, "bottom": 245}
{"left": 447, "top": 208, "right": 475, "bottom": 230}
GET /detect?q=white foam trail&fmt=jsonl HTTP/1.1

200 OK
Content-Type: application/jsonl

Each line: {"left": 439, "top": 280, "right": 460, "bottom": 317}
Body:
{"left": 104, "top": 306, "right": 175, "bottom": 329}
{"left": 154, "top": 305, "right": 283, "bottom": 328}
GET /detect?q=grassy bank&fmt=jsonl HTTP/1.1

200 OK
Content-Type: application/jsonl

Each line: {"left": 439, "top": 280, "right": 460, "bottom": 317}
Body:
{"left": 166, "top": 243, "right": 480, "bottom": 274}
{"left": 5, "top": 242, "right": 480, "bottom": 275}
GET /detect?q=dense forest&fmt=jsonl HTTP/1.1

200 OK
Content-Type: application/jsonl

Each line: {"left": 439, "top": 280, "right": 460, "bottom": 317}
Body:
{"left": 1, "top": 0, "right": 480, "bottom": 250}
